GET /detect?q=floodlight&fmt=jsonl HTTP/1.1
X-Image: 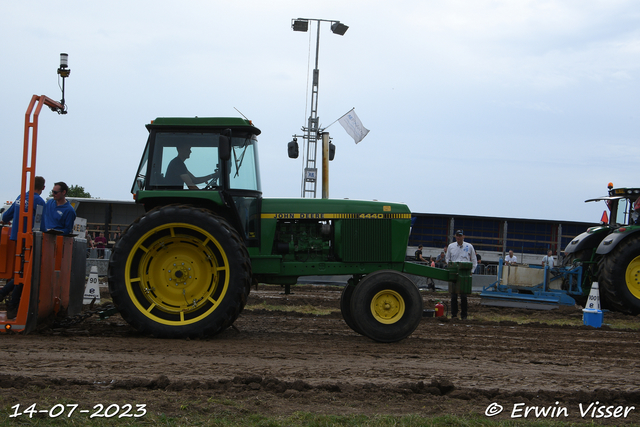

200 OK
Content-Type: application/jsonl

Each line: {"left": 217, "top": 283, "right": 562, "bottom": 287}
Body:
{"left": 57, "top": 53, "right": 70, "bottom": 78}
{"left": 330, "top": 22, "right": 348, "bottom": 35}
{"left": 292, "top": 19, "right": 309, "bottom": 32}
{"left": 56, "top": 53, "right": 70, "bottom": 114}
{"left": 288, "top": 138, "right": 299, "bottom": 159}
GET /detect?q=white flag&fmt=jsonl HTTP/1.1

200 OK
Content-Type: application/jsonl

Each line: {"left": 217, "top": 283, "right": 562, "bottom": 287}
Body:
{"left": 338, "top": 109, "right": 370, "bottom": 144}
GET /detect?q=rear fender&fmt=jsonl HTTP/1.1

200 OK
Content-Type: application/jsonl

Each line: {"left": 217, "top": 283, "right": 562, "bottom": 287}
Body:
{"left": 564, "top": 227, "right": 609, "bottom": 256}
{"left": 597, "top": 226, "right": 640, "bottom": 255}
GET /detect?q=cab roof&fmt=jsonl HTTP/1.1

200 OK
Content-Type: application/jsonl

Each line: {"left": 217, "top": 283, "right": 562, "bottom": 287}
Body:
{"left": 146, "top": 117, "right": 261, "bottom": 135}
{"left": 586, "top": 188, "right": 640, "bottom": 203}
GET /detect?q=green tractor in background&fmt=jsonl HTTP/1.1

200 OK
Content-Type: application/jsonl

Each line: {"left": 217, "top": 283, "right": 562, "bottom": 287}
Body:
{"left": 564, "top": 185, "right": 640, "bottom": 314}
{"left": 108, "top": 117, "right": 471, "bottom": 342}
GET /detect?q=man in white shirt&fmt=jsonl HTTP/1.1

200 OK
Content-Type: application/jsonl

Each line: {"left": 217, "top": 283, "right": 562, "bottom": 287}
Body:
{"left": 542, "top": 250, "right": 555, "bottom": 268}
{"left": 505, "top": 250, "right": 518, "bottom": 265}
{"left": 445, "top": 230, "right": 477, "bottom": 320}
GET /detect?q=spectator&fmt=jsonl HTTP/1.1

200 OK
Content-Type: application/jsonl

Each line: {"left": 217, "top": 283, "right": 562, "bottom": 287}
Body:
{"left": 415, "top": 244, "right": 427, "bottom": 262}
{"left": 505, "top": 250, "right": 518, "bottom": 265}
{"left": 111, "top": 225, "right": 122, "bottom": 242}
{"left": 445, "top": 230, "right": 477, "bottom": 320}
{"left": 542, "top": 250, "right": 555, "bottom": 268}
{"left": 85, "top": 228, "right": 94, "bottom": 257}
{"left": 85, "top": 228, "right": 94, "bottom": 245}
{"left": 475, "top": 253, "right": 483, "bottom": 274}
{"left": 435, "top": 249, "right": 446, "bottom": 268}
{"left": 0, "top": 176, "right": 47, "bottom": 319}
{"left": 44, "top": 182, "right": 76, "bottom": 235}
{"left": 94, "top": 232, "right": 107, "bottom": 258}
{"left": 426, "top": 257, "right": 436, "bottom": 291}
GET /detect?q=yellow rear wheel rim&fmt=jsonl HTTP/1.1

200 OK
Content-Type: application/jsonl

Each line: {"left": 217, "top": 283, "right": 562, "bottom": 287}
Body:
{"left": 125, "top": 222, "right": 229, "bottom": 326}
{"left": 370, "top": 289, "right": 405, "bottom": 324}
{"left": 625, "top": 255, "right": 640, "bottom": 300}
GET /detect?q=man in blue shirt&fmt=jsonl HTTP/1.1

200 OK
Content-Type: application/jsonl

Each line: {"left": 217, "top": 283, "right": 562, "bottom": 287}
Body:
{"left": 44, "top": 181, "right": 76, "bottom": 235}
{"left": 0, "top": 176, "right": 47, "bottom": 317}
{"left": 1, "top": 176, "right": 47, "bottom": 240}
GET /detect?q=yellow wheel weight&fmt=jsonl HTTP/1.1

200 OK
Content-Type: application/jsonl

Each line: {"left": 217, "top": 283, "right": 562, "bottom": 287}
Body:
{"left": 625, "top": 255, "right": 640, "bottom": 300}
{"left": 125, "top": 222, "right": 230, "bottom": 326}
{"left": 370, "top": 289, "right": 405, "bottom": 324}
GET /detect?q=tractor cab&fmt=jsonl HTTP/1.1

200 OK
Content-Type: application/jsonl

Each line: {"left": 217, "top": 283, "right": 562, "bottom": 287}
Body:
{"left": 131, "top": 117, "right": 263, "bottom": 242}
{"left": 586, "top": 187, "right": 640, "bottom": 227}
{"left": 132, "top": 117, "right": 261, "bottom": 194}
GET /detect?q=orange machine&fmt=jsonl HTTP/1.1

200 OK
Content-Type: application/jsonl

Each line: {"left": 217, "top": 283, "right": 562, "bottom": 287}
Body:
{"left": 0, "top": 227, "right": 16, "bottom": 279}
{"left": 0, "top": 57, "right": 86, "bottom": 332}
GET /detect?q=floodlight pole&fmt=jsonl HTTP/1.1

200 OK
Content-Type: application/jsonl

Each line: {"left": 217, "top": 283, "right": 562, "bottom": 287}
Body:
{"left": 291, "top": 18, "right": 348, "bottom": 198}
{"left": 303, "top": 20, "right": 321, "bottom": 199}
{"left": 321, "top": 131, "right": 330, "bottom": 199}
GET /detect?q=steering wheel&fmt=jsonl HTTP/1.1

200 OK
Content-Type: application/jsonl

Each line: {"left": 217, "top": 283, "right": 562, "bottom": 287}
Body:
{"left": 203, "top": 168, "right": 220, "bottom": 190}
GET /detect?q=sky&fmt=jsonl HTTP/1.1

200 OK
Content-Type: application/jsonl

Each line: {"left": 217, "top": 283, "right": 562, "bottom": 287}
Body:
{"left": 2, "top": 0, "right": 639, "bottom": 223}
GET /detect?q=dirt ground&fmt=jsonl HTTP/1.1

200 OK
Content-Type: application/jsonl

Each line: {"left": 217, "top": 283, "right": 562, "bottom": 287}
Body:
{"left": 1, "top": 284, "right": 640, "bottom": 425}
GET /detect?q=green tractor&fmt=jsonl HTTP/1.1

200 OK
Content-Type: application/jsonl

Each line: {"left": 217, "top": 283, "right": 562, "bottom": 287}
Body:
{"left": 564, "top": 185, "right": 640, "bottom": 314}
{"left": 108, "top": 117, "right": 470, "bottom": 342}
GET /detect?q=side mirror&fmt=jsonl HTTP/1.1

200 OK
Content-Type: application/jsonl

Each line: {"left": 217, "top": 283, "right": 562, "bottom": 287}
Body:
{"left": 288, "top": 139, "right": 299, "bottom": 159}
{"left": 219, "top": 130, "right": 231, "bottom": 161}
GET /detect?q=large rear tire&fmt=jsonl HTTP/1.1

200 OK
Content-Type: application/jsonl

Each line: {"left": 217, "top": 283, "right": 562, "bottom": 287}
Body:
{"left": 108, "top": 205, "right": 251, "bottom": 338}
{"left": 350, "top": 270, "right": 423, "bottom": 343}
{"left": 598, "top": 234, "right": 640, "bottom": 315}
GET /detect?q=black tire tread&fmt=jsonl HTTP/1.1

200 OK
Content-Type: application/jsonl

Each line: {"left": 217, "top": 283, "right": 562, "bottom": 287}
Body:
{"left": 350, "top": 270, "right": 423, "bottom": 343}
{"left": 108, "top": 204, "right": 251, "bottom": 338}
{"left": 598, "top": 234, "right": 640, "bottom": 315}
{"left": 340, "top": 282, "right": 363, "bottom": 335}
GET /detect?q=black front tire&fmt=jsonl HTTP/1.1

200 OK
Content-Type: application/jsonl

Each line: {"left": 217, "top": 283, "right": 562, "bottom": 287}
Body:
{"left": 350, "top": 270, "right": 423, "bottom": 343}
{"left": 599, "top": 234, "right": 640, "bottom": 315}
{"left": 108, "top": 205, "right": 251, "bottom": 338}
{"left": 340, "top": 281, "right": 363, "bottom": 335}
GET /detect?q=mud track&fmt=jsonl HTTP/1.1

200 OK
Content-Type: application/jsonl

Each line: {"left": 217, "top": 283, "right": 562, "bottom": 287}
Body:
{"left": 1, "top": 285, "right": 639, "bottom": 425}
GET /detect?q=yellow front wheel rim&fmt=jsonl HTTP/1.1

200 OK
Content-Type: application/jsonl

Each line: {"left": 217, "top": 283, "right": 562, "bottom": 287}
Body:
{"left": 625, "top": 255, "right": 640, "bottom": 300}
{"left": 371, "top": 289, "right": 405, "bottom": 324}
{"left": 125, "top": 222, "right": 229, "bottom": 326}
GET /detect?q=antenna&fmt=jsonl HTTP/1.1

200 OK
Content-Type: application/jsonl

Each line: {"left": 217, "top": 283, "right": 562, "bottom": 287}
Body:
{"left": 234, "top": 107, "right": 249, "bottom": 121}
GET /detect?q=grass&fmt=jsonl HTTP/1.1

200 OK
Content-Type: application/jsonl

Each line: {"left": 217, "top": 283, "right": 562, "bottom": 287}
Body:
{"left": 245, "top": 301, "right": 337, "bottom": 316}
{"left": 418, "top": 307, "right": 631, "bottom": 330}
{"left": 247, "top": 288, "right": 640, "bottom": 331}
{"left": 599, "top": 317, "right": 640, "bottom": 330}
{"left": 457, "top": 305, "right": 640, "bottom": 330}
{"left": 0, "top": 409, "right": 615, "bottom": 427}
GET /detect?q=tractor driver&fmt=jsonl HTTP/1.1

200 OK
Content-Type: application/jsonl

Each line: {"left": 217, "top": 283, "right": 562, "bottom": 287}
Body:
{"left": 165, "top": 143, "right": 218, "bottom": 190}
